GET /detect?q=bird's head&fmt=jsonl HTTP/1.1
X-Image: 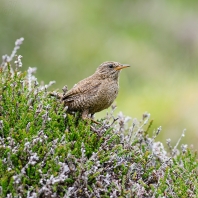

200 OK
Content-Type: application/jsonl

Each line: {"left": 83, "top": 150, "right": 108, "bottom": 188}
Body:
{"left": 96, "top": 61, "right": 130, "bottom": 80}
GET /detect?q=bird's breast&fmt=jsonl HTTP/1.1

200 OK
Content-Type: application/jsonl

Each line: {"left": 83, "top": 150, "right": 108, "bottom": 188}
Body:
{"left": 90, "top": 79, "right": 119, "bottom": 113}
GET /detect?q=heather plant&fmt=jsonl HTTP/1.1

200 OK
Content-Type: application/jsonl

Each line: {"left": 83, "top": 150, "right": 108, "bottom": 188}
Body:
{"left": 0, "top": 39, "right": 198, "bottom": 198}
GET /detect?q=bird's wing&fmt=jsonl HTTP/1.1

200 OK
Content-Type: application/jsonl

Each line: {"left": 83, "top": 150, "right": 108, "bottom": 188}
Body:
{"left": 62, "top": 77, "right": 101, "bottom": 102}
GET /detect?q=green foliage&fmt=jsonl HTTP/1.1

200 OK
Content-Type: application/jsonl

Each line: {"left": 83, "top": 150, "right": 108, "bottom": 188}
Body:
{"left": 0, "top": 53, "right": 198, "bottom": 197}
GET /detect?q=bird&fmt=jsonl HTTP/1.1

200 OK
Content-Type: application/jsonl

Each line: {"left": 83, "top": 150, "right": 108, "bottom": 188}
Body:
{"left": 61, "top": 61, "right": 130, "bottom": 120}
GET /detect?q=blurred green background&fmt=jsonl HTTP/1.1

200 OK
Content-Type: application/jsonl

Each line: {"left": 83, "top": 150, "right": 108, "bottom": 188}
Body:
{"left": 1, "top": 0, "right": 198, "bottom": 147}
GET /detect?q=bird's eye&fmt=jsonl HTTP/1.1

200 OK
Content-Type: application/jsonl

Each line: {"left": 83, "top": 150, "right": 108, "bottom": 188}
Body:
{"left": 108, "top": 64, "right": 114, "bottom": 68}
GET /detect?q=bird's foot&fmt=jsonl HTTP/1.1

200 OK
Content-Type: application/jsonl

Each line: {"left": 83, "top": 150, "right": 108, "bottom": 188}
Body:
{"left": 82, "top": 110, "right": 101, "bottom": 125}
{"left": 90, "top": 117, "right": 118, "bottom": 135}
{"left": 90, "top": 119, "right": 101, "bottom": 125}
{"left": 90, "top": 125, "right": 106, "bottom": 136}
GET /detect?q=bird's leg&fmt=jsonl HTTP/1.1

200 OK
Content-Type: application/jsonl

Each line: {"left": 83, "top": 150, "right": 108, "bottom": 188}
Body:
{"left": 82, "top": 109, "right": 89, "bottom": 120}
{"left": 82, "top": 110, "right": 100, "bottom": 125}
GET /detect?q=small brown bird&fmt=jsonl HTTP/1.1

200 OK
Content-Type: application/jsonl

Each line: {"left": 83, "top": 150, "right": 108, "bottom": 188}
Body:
{"left": 62, "top": 61, "right": 130, "bottom": 120}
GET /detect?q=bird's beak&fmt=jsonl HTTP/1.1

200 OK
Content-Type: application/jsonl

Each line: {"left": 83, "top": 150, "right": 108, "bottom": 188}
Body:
{"left": 115, "top": 64, "right": 130, "bottom": 71}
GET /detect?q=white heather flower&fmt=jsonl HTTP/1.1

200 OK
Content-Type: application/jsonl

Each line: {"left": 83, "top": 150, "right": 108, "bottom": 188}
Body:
{"left": 152, "top": 142, "right": 169, "bottom": 162}
{"left": 181, "top": 144, "right": 188, "bottom": 153}
{"left": 15, "top": 37, "right": 24, "bottom": 46}
{"left": 14, "top": 55, "right": 23, "bottom": 68}
{"left": 9, "top": 37, "right": 24, "bottom": 62}
{"left": 27, "top": 67, "right": 37, "bottom": 91}
{"left": 1, "top": 54, "right": 9, "bottom": 67}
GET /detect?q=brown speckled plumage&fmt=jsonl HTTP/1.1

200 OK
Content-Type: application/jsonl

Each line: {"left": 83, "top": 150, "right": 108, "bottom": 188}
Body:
{"left": 62, "top": 61, "right": 129, "bottom": 119}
